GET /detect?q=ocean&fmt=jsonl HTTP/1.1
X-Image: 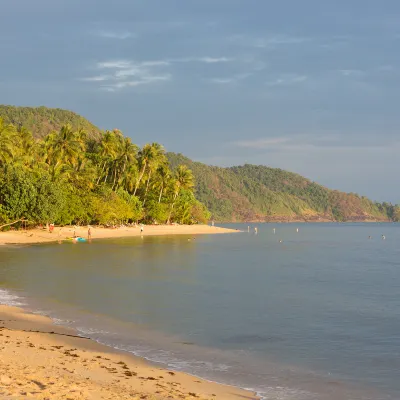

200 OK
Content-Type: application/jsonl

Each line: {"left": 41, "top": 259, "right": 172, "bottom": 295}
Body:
{"left": 1, "top": 223, "right": 399, "bottom": 399}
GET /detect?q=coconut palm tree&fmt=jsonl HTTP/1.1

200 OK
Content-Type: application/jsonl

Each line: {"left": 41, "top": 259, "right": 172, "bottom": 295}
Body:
{"left": 0, "top": 118, "right": 17, "bottom": 165}
{"left": 96, "top": 130, "right": 118, "bottom": 185}
{"left": 167, "top": 165, "right": 194, "bottom": 223}
{"left": 155, "top": 163, "right": 171, "bottom": 203}
{"left": 133, "top": 143, "right": 161, "bottom": 196}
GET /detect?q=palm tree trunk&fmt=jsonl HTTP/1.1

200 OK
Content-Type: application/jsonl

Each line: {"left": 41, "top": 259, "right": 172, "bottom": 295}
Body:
{"left": 158, "top": 183, "right": 164, "bottom": 203}
{"left": 167, "top": 191, "right": 179, "bottom": 224}
{"left": 112, "top": 162, "right": 118, "bottom": 190}
{"left": 133, "top": 162, "right": 146, "bottom": 196}
{"left": 97, "top": 161, "right": 108, "bottom": 185}
{"left": 142, "top": 170, "right": 152, "bottom": 206}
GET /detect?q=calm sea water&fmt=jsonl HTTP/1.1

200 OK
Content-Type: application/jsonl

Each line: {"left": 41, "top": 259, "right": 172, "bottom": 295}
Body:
{"left": 1, "top": 223, "right": 399, "bottom": 400}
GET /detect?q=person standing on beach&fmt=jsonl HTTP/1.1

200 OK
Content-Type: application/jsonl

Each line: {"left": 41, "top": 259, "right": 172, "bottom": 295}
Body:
{"left": 140, "top": 225, "right": 144, "bottom": 234}
{"left": 88, "top": 226, "right": 92, "bottom": 240}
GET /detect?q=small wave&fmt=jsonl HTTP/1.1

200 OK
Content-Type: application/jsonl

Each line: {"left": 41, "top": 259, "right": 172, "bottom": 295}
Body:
{"left": 0, "top": 288, "right": 25, "bottom": 306}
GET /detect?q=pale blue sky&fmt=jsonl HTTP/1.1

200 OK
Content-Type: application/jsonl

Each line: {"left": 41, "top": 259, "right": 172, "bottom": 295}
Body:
{"left": 2, "top": 0, "right": 400, "bottom": 202}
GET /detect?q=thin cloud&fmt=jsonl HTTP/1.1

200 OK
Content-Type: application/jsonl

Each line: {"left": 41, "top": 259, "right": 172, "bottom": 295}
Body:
{"left": 208, "top": 72, "right": 252, "bottom": 85}
{"left": 80, "top": 75, "right": 110, "bottom": 82}
{"left": 82, "top": 60, "right": 171, "bottom": 91}
{"left": 171, "top": 56, "right": 234, "bottom": 63}
{"left": 209, "top": 78, "right": 234, "bottom": 84}
{"left": 97, "top": 60, "right": 133, "bottom": 69}
{"left": 101, "top": 75, "right": 171, "bottom": 91}
{"left": 266, "top": 74, "right": 307, "bottom": 86}
{"left": 94, "top": 30, "right": 134, "bottom": 40}
{"left": 338, "top": 69, "right": 365, "bottom": 77}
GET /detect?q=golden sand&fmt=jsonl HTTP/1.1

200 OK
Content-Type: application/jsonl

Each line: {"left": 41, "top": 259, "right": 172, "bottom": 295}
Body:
{"left": 0, "top": 305, "right": 257, "bottom": 400}
{"left": 0, "top": 225, "right": 239, "bottom": 246}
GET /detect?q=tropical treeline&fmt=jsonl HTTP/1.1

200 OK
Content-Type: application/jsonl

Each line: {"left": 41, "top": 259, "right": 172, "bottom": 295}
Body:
{"left": 0, "top": 118, "right": 210, "bottom": 227}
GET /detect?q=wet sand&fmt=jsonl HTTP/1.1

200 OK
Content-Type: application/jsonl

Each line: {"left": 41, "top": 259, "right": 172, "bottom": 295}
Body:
{"left": 0, "top": 305, "right": 257, "bottom": 400}
{"left": 0, "top": 225, "right": 238, "bottom": 246}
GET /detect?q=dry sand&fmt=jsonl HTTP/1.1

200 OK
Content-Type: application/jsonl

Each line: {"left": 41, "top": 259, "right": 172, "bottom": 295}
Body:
{"left": 0, "top": 225, "right": 238, "bottom": 246}
{"left": 0, "top": 305, "right": 257, "bottom": 400}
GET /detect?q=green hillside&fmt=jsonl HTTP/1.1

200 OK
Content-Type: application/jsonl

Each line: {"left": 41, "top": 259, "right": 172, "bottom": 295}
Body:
{"left": 1, "top": 104, "right": 397, "bottom": 223}
{"left": 167, "top": 153, "right": 398, "bottom": 222}
{"left": 0, "top": 105, "right": 101, "bottom": 139}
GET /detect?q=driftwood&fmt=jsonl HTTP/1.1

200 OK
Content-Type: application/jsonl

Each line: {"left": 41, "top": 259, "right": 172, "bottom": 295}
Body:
{"left": 0, "top": 219, "right": 27, "bottom": 230}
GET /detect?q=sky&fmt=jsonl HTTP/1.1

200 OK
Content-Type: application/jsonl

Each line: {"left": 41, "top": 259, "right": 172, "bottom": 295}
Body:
{"left": 1, "top": 0, "right": 400, "bottom": 202}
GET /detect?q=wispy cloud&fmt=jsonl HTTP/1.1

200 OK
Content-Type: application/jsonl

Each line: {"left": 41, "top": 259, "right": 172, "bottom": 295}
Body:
{"left": 80, "top": 75, "right": 110, "bottom": 82}
{"left": 82, "top": 60, "right": 171, "bottom": 91}
{"left": 94, "top": 30, "right": 134, "bottom": 40}
{"left": 338, "top": 69, "right": 365, "bottom": 77}
{"left": 209, "top": 72, "right": 252, "bottom": 85}
{"left": 170, "top": 56, "right": 234, "bottom": 63}
{"left": 266, "top": 74, "right": 307, "bottom": 86}
{"left": 81, "top": 56, "right": 234, "bottom": 91}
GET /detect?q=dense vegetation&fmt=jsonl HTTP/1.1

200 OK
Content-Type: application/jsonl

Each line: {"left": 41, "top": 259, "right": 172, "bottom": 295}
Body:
{"left": 168, "top": 153, "right": 400, "bottom": 222}
{"left": 1, "top": 105, "right": 397, "bottom": 225}
{"left": 0, "top": 105, "right": 101, "bottom": 139}
{"left": 0, "top": 117, "right": 210, "bottom": 228}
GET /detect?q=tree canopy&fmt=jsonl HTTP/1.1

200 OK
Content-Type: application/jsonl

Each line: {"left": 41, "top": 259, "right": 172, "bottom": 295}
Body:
{"left": 167, "top": 152, "right": 399, "bottom": 222}
{"left": 0, "top": 118, "right": 210, "bottom": 227}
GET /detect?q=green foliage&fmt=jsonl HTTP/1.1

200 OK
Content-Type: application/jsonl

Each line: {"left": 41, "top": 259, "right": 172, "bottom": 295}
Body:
{"left": 0, "top": 107, "right": 204, "bottom": 226}
{"left": 0, "top": 105, "right": 101, "bottom": 139}
{"left": 0, "top": 165, "right": 36, "bottom": 221}
{"left": 167, "top": 152, "right": 397, "bottom": 222}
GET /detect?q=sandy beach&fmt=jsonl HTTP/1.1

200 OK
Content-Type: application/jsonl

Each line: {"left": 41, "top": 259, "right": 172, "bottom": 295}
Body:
{"left": 0, "top": 305, "right": 257, "bottom": 400}
{"left": 0, "top": 225, "right": 238, "bottom": 246}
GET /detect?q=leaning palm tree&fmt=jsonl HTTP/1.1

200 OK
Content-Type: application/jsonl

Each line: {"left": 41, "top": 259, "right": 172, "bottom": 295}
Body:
{"left": 167, "top": 165, "right": 194, "bottom": 223}
{"left": 133, "top": 143, "right": 161, "bottom": 196}
{"left": 142, "top": 143, "right": 166, "bottom": 205}
{"left": 96, "top": 130, "right": 118, "bottom": 185}
{"left": 155, "top": 163, "right": 171, "bottom": 203}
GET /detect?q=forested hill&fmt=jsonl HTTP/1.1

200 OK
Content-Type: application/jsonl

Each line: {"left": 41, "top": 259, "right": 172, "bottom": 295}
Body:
{"left": 1, "top": 104, "right": 397, "bottom": 223}
{"left": 167, "top": 153, "right": 399, "bottom": 222}
{"left": 0, "top": 105, "right": 101, "bottom": 139}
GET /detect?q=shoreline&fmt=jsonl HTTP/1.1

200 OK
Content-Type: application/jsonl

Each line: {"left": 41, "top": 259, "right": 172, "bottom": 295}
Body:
{"left": 0, "top": 303, "right": 258, "bottom": 400}
{"left": 0, "top": 224, "right": 238, "bottom": 246}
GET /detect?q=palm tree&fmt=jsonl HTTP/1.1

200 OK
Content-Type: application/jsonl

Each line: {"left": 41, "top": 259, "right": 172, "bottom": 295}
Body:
{"left": 96, "top": 130, "right": 118, "bottom": 185}
{"left": 52, "top": 124, "right": 85, "bottom": 168}
{"left": 167, "top": 165, "right": 194, "bottom": 223}
{"left": 133, "top": 143, "right": 160, "bottom": 196}
{"left": 112, "top": 137, "right": 138, "bottom": 189}
{"left": 0, "top": 118, "right": 17, "bottom": 165}
{"left": 155, "top": 163, "right": 171, "bottom": 203}
{"left": 16, "top": 126, "right": 36, "bottom": 168}
{"left": 142, "top": 143, "right": 165, "bottom": 205}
